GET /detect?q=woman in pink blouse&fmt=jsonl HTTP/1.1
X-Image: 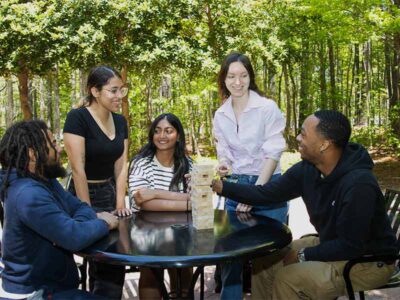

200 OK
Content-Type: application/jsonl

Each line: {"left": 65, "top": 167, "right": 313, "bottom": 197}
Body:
{"left": 213, "top": 52, "right": 288, "bottom": 299}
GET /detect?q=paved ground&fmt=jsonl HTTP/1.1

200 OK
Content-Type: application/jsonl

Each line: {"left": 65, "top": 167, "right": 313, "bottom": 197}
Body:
{"left": 121, "top": 198, "right": 400, "bottom": 299}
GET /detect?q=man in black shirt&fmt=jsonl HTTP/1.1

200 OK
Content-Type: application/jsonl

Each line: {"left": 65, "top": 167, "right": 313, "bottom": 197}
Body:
{"left": 212, "top": 110, "right": 397, "bottom": 299}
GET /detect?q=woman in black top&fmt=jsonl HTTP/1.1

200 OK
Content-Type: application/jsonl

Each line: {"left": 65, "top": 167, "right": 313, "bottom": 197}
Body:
{"left": 63, "top": 66, "right": 132, "bottom": 299}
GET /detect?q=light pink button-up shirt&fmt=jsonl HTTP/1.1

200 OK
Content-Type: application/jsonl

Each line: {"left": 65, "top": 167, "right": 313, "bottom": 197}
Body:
{"left": 213, "top": 90, "right": 286, "bottom": 175}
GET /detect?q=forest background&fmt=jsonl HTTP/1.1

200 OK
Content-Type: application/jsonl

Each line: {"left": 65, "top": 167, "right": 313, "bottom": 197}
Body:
{"left": 1, "top": 0, "right": 400, "bottom": 160}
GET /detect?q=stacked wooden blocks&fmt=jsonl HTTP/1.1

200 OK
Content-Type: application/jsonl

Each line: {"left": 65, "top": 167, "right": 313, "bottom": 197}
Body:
{"left": 190, "top": 163, "right": 215, "bottom": 230}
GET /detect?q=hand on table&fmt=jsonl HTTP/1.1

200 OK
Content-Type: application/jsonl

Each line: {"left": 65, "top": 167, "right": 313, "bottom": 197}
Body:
{"left": 113, "top": 207, "right": 133, "bottom": 218}
{"left": 97, "top": 211, "right": 119, "bottom": 230}
{"left": 236, "top": 212, "right": 257, "bottom": 226}
{"left": 236, "top": 203, "right": 252, "bottom": 213}
{"left": 184, "top": 174, "right": 192, "bottom": 192}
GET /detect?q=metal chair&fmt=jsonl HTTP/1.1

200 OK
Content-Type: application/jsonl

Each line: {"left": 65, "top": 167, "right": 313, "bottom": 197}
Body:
{"left": 343, "top": 188, "right": 400, "bottom": 300}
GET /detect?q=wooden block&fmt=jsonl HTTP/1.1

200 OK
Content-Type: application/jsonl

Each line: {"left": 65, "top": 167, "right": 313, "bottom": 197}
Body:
{"left": 191, "top": 164, "right": 214, "bottom": 186}
{"left": 191, "top": 186, "right": 213, "bottom": 200}
{"left": 192, "top": 214, "right": 214, "bottom": 229}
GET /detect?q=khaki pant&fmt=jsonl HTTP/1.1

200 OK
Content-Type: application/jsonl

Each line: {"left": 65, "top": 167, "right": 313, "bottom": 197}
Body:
{"left": 252, "top": 236, "right": 395, "bottom": 300}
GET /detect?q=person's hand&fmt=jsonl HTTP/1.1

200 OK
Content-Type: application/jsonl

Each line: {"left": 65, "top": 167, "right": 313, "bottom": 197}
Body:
{"left": 282, "top": 249, "right": 299, "bottom": 266}
{"left": 97, "top": 212, "right": 119, "bottom": 230}
{"left": 184, "top": 174, "right": 192, "bottom": 192}
{"left": 216, "top": 161, "right": 231, "bottom": 177}
{"left": 134, "top": 188, "right": 156, "bottom": 205}
{"left": 113, "top": 207, "right": 133, "bottom": 218}
{"left": 211, "top": 179, "right": 223, "bottom": 194}
{"left": 236, "top": 203, "right": 252, "bottom": 212}
{"left": 236, "top": 212, "right": 257, "bottom": 226}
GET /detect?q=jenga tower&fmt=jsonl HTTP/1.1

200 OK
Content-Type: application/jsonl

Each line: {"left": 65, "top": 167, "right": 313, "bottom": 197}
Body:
{"left": 190, "top": 162, "right": 215, "bottom": 230}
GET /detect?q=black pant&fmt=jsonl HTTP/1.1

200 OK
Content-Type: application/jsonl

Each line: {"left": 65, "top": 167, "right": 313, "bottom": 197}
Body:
{"left": 69, "top": 179, "right": 125, "bottom": 299}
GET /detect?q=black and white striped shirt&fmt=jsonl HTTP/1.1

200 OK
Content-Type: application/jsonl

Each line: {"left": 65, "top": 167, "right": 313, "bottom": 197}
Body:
{"left": 128, "top": 156, "right": 192, "bottom": 207}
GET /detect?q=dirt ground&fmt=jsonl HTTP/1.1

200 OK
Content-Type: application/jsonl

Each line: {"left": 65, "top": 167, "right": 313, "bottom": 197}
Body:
{"left": 370, "top": 150, "right": 400, "bottom": 191}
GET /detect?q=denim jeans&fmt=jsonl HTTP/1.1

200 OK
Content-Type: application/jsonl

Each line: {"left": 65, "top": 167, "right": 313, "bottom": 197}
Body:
{"left": 221, "top": 174, "right": 289, "bottom": 300}
{"left": 69, "top": 179, "right": 125, "bottom": 300}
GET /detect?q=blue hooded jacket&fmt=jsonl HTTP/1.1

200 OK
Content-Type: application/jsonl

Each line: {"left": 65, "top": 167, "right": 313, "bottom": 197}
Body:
{"left": 0, "top": 169, "right": 109, "bottom": 294}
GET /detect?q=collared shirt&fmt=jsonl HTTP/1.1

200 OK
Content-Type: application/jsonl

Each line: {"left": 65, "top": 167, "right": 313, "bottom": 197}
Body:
{"left": 213, "top": 90, "right": 286, "bottom": 175}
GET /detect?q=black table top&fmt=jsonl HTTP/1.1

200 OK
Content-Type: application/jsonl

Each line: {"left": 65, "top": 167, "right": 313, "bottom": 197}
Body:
{"left": 79, "top": 210, "right": 292, "bottom": 268}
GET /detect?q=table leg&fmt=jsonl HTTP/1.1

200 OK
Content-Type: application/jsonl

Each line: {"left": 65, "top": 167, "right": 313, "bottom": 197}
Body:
{"left": 188, "top": 266, "right": 204, "bottom": 299}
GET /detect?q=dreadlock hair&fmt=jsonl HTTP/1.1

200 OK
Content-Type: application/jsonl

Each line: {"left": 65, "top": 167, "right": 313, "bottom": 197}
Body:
{"left": 314, "top": 110, "right": 352, "bottom": 149}
{"left": 129, "top": 113, "right": 190, "bottom": 192}
{"left": 0, "top": 120, "right": 53, "bottom": 225}
{"left": 0, "top": 119, "right": 53, "bottom": 189}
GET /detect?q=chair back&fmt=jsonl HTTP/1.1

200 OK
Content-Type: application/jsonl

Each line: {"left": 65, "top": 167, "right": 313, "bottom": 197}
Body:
{"left": 384, "top": 189, "right": 400, "bottom": 237}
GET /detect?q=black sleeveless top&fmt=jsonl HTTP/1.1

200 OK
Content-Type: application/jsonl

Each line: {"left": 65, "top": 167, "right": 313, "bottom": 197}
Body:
{"left": 63, "top": 107, "right": 128, "bottom": 180}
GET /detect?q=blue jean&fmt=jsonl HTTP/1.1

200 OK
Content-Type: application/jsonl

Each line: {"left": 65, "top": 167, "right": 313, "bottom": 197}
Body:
{"left": 221, "top": 174, "right": 288, "bottom": 300}
{"left": 69, "top": 179, "right": 125, "bottom": 300}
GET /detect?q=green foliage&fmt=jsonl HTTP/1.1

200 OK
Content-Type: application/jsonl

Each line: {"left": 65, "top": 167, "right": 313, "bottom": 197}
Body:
{"left": 351, "top": 126, "right": 400, "bottom": 157}
{"left": 1, "top": 0, "right": 400, "bottom": 159}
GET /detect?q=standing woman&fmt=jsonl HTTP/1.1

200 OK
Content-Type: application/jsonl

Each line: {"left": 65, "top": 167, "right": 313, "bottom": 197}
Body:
{"left": 63, "top": 66, "right": 132, "bottom": 299}
{"left": 128, "top": 113, "right": 192, "bottom": 299}
{"left": 213, "top": 53, "right": 288, "bottom": 299}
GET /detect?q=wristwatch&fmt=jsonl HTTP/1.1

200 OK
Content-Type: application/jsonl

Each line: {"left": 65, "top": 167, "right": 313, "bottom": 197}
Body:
{"left": 297, "top": 248, "right": 306, "bottom": 263}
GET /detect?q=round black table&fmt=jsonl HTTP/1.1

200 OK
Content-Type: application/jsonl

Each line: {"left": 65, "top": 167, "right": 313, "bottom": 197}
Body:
{"left": 79, "top": 210, "right": 292, "bottom": 299}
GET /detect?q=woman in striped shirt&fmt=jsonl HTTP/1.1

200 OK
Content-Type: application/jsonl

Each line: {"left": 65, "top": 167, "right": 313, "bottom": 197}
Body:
{"left": 128, "top": 113, "right": 192, "bottom": 299}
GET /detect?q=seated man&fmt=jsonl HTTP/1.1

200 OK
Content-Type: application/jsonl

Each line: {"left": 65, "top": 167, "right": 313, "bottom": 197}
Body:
{"left": 212, "top": 110, "right": 398, "bottom": 299}
{"left": 0, "top": 120, "right": 118, "bottom": 300}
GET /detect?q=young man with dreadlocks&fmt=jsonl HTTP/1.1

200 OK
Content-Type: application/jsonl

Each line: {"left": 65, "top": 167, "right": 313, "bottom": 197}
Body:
{"left": 0, "top": 120, "right": 118, "bottom": 300}
{"left": 212, "top": 110, "right": 398, "bottom": 299}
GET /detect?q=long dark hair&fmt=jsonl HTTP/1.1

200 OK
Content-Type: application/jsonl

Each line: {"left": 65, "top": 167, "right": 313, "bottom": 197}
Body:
{"left": 217, "top": 52, "right": 263, "bottom": 102}
{"left": 0, "top": 120, "right": 54, "bottom": 225}
{"left": 129, "top": 113, "right": 190, "bottom": 192}
{"left": 80, "top": 65, "right": 122, "bottom": 107}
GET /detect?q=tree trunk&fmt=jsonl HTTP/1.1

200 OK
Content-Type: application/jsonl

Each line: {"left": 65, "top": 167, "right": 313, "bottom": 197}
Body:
{"left": 53, "top": 67, "right": 61, "bottom": 140}
{"left": 29, "top": 78, "right": 36, "bottom": 119}
{"left": 363, "top": 41, "right": 372, "bottom": 126}
{"left": 318, "top": 40, "right": 327, "bottom": 109}
{"left": 390, "top": 32, "right": 400, "bottom": 136}
{"left": 354, "top": 43, "right": 363, "bottom": 124}
{"left": 299, "top": 38, "right": 311, "bottom": 126}
{"left": 6, "top": 78, "right": 14, "bottom": 128}
{"left": 328, "top": 38, "right": 337, "bottom": 110}
{"left": 145, "top": 79, "right": 153, "bottom": 127}
{"left": 79, "top": 69, "right": 88, "bottom": 100}
{"left": 47, "top": 73, "right": 53, "bottom": 130}
{"left": 70, "top": 70, "right": 77, "bottom": 107}
{"left": 17, "top": 66, "right": 32, "bottom": 120}
{"left": 288, "top": 61, "right": 298, "bottom": 134}
{"left": 121, "top": 65, "right": 130, "bottom": 129}
{"left": 345, "top": 45, "right": 353, "bottom": 117}
{"left": 283, "top": 63, "right": 291, "bottom": 134}
{"left": 39, "top": 78, "right": 46, "bottom": 121}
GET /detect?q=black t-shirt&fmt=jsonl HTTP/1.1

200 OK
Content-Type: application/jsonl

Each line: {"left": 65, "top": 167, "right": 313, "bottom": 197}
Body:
{"left": 63, "top": 107, "right": 128, "bottom": 180}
